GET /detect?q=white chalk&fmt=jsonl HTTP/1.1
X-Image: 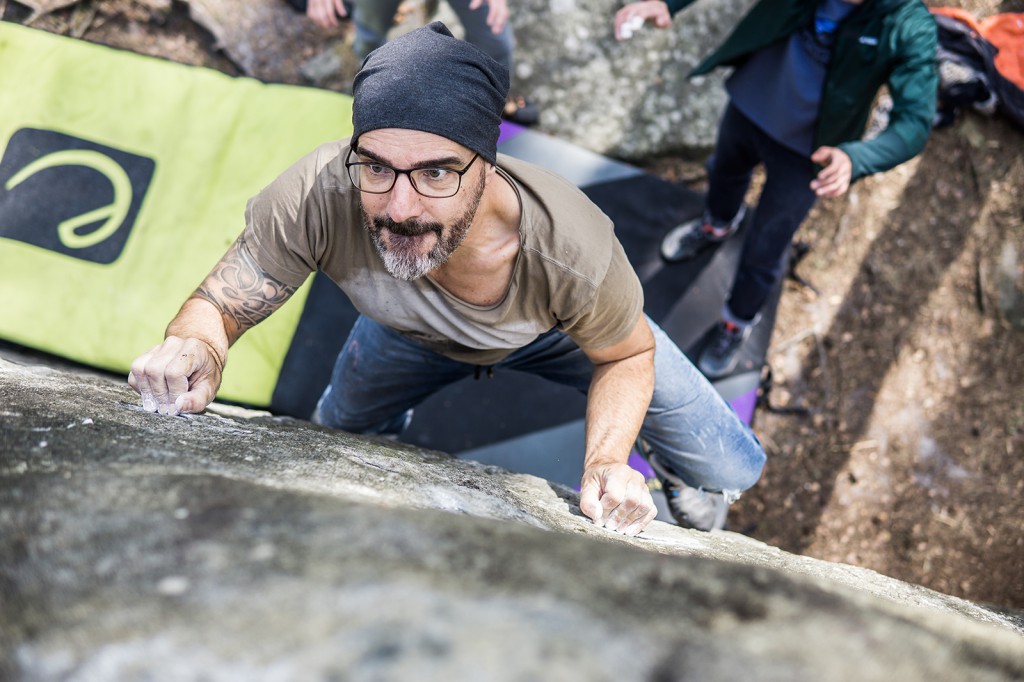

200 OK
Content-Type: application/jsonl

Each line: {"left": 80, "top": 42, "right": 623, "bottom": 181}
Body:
{"left": 618, "top": 15, "right": 645, "bottom": 40}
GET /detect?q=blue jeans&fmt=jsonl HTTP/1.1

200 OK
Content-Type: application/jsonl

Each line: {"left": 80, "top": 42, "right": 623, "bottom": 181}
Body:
{"left": 352, "top": 0, "right": 515, "bottom": 74}
{"left": 316, "top": 315, "right": 766, "bottom": 497}
{"left": 706, "top": 103, "right": 819, "bottom": 322}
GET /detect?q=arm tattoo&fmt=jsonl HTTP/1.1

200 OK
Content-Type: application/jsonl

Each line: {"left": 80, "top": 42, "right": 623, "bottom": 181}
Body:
{"left": 193, "top": 235, "right": 297, "bottom": 337}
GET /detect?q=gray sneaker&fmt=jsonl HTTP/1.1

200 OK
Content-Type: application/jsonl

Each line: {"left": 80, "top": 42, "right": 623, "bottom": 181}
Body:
{"left": 660, "top": 204, "right": 747, "bottom": 263}
{"left": 647, "top": 452, "right": 729, "bottom": 531}
{"left": 698, "top": 320, "right": 754, "bottom": 379}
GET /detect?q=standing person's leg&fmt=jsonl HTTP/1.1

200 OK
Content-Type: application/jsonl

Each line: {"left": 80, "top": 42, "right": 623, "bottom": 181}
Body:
{"left": 445, "top": 0, "right": 539, "bottom": 125}
{"left": 445, "top": 0, "right": 515, "bottom": 74}
{"left": 698, "top": 130, "right": 818, "bottom": 377}
{"left": 350, "top": 0, "right": 403, "bottom": 59}
{"left": 661, "top": 103, "right": 762, "bottom": 262}
{"left": 314, "top": 315, "right": 474, "bottom": 436}
{"left": 725, "top": 142, "right": 818, "bottom": 322}
{"left": 705, "top": 104, "right": 763, "bottom": 227}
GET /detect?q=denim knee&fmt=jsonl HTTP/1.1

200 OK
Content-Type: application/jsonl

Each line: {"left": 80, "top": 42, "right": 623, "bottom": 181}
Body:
{"left": 314, "top": 384, "right": 413, "bottom": 436}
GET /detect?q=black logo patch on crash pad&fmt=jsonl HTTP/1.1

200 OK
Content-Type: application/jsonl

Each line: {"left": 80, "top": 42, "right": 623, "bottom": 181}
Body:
{"left": 0, "top": 128, "right": 155, "bottom": 264}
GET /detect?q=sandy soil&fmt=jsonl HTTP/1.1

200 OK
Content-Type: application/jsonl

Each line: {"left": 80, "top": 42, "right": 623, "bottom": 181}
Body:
{"left": 728, "top": 115, "right": 1024, "bottom": 611}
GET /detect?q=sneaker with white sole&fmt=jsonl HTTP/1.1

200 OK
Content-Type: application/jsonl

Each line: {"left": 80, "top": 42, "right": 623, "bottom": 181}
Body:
{"left": 660, "top": 204, "right": 747, "bottom": 263}
{"left": 645, "top": 450, "right": 729, "bottom": 531}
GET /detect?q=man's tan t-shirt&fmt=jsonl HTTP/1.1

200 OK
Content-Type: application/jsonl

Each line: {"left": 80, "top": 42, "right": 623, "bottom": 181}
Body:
{"left": 243, "top": 139, "right": 644, "bottom": 365}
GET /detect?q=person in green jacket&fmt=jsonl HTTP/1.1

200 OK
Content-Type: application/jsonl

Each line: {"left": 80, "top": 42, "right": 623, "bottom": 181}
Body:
{"left": 614, "top": 0, "right": 938, "bottom": 377}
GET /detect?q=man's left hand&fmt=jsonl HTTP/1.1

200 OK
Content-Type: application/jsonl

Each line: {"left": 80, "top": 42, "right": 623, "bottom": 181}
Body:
{"left": 810, "top": 146, "right": 853, "bottom": 198}
{"left": 579, "top": 462, "right": 657, "bottom": 536}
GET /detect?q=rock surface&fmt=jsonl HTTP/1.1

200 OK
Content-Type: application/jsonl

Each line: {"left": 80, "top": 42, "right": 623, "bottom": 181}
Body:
{"left": 186, "top": 0, "right": 325, "bottom": 81}
{"left": 179, "top": 0, "right": 752, "bottom": 159}
{"left": 508, "top": 0, "right": 755, "bottom": 159}
{"left": 2, "top": 357, "right": 1023, "bottom": 681}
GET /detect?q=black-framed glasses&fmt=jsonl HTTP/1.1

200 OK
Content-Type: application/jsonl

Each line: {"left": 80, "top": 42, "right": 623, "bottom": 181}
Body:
{"left": 346, "top": 149, "right": 480, "bottom": 198}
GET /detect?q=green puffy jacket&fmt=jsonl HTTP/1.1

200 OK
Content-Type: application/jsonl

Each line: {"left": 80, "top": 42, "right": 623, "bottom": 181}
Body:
{"left": 665, "top": 0, "right": 938, "bottom": 180}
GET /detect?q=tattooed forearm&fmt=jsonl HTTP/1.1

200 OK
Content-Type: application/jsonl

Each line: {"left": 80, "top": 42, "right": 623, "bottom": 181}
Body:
{"left": 192, "top": 235, "right": 297, "bottom": 339}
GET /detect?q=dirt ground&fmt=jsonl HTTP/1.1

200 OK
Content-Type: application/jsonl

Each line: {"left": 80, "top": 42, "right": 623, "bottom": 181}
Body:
{"left": 723, "top": 115, "right": 1024, "bottom": 611}
{"left": 4, "top": 0, "right": 1022, "bottom": 611}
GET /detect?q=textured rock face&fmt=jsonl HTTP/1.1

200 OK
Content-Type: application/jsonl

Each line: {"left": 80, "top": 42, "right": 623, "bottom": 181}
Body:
{"left": 996, "top": 239, "right": 1024, "bottom": 329}
{"left": 184, "top": 0, "right": 753, "bottom": 159}
{"left": 2, "top": 357, "right": 1024, "bottom": 681}
{"left": 507, "top": 0, "right": 755, "bottom": 159}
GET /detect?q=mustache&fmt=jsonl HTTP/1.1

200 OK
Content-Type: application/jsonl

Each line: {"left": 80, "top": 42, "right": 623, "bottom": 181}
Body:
{"left": 371, "top": 214, "right": 443, "bottom": 237}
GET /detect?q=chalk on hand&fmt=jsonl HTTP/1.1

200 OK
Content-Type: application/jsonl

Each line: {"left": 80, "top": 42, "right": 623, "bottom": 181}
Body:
{"left": 618, "top": 15, "right": 645, "bottom": 40}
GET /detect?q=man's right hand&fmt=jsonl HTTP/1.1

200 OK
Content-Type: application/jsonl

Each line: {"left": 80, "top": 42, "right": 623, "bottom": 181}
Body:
{"left": 128, "top": 336, "right": 223, "bottom": 416}
{"left": 613, "top": 1, "right": 672, "bottom": 41}
{"left": 127, "top": 234, "right": 297, "bottom": 416}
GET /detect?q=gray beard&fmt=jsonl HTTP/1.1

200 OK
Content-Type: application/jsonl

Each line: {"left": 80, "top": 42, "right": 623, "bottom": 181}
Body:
{"left": 361, "top": 177, "right": 484, "bottom": 281}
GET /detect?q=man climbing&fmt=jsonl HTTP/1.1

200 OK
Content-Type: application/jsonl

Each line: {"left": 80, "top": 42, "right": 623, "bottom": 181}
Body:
{"left": 614, "top": 0, "right": 938, "bottom": 377}
{"left": 128, "top": 23, "right": 765, "bottom": 534}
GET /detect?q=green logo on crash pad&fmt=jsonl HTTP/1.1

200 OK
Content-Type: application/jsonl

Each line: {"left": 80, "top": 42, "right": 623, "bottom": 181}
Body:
{"left": 0, "top": 128, "right": 155, "bottom": 264}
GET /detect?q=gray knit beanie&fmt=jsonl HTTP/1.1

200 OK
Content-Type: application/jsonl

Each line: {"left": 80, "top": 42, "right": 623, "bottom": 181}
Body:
{"left": 351, "top": 21, "right": 510, "bottom": 164}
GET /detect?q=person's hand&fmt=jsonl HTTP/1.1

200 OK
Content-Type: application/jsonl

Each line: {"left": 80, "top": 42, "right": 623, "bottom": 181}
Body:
{"left": 579, "top": 462, "right": 657, "bottom": 536}
{"left": 613, "top": 1, "right": 672, "bottom": 41}
{"left": 469, "top": 0, "right": 509, "bottom": 34}
{"left": 128, "top": 336, "right": 223, "bottom": 416}
{"left": 306, "top": 0, "right": 347, "bottom": 29}
{"left": 810, "top": 146, "right": 853, "bottom": 198}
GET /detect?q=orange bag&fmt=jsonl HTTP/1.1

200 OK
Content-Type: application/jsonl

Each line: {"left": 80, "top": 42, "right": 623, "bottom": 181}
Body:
{"left": 980, "top": 14, "right": 1024, "bottom": 91}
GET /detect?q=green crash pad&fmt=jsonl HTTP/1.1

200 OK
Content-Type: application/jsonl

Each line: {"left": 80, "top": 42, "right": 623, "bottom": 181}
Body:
{"left": 0, "top": 22, "right": 353, "bottom": 406}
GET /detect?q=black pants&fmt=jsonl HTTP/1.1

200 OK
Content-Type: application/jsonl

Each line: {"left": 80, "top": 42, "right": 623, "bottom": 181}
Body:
{"left": 705, "top": 103, "right": 819, "bottom": 322}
